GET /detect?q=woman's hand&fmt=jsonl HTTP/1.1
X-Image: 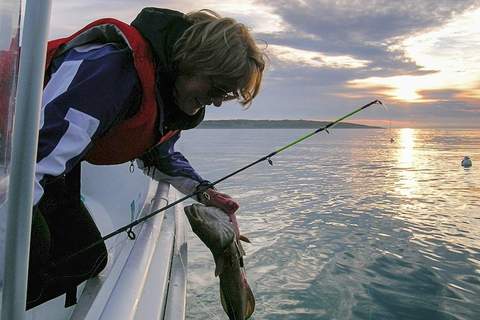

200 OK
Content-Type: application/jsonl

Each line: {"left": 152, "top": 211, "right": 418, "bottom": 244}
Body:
{"left": 197, "top": 188, "right": 239, "bottom": 215}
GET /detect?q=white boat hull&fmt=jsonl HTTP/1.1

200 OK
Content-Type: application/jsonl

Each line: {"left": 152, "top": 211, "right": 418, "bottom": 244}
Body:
{"left": 25, "top": 162, "right": 187, "bottom": 320}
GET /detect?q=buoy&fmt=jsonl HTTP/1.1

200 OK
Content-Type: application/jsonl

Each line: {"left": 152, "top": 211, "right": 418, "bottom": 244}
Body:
{"left": 461, "top": 156, "right": 472, "bottom": 168}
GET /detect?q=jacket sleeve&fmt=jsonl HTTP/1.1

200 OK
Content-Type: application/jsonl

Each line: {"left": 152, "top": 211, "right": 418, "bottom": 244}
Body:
{"left": 137, "top": 131, "right": 207, "bottom": 196}
{"left": 35, "top": 44, "right": 140, "bottom": 205}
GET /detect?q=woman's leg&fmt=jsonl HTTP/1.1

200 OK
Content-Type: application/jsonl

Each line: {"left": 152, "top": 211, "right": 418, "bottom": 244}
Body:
{"left": 26, "top": 173, "right": 107, "bottom": 310}
{"left": 26, "top": 207, "right": 51, "bottom": 306}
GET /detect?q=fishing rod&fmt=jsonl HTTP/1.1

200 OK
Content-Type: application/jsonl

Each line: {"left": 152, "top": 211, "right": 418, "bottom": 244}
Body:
{"left": 52, "top": 99, "right": 383, "bottom": 267}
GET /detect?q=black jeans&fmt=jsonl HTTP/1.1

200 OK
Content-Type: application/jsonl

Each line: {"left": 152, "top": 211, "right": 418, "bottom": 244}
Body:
{"left": 27, "top": 173, "right": 107, "bottom": 309}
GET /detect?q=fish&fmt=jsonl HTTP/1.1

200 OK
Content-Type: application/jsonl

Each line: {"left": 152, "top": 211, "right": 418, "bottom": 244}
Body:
{"left": 184, "top": 204, "right": 255, "bottom": 320}
{"left": 218, "top": 238, "right": 255, "bottom": 320}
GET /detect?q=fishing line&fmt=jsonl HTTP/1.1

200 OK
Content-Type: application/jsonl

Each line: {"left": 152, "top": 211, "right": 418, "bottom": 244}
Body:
{"left": 378, "top": 101, "right": 395, "bottom": 143}
{"left": 51, "top": 99, "right": 384, "bottom": 268}
{"left": 389, "top": 119, "right": 394, "bottom": 143}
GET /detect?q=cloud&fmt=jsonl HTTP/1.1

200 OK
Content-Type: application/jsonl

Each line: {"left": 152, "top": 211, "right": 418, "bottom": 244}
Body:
{"left": 49, "top": 0, "right": 286, "bottom": 38}
{"left": 267, "top": 44, "right": 370, "bottom": 69}
{"left": 259, "top": 0, "right": 478, "bottom": 45}
{"left": 258, "top": 0, "right": 480, "bottom": 76}
{"left": 46, "top": 0, "right": 480, "bottom": 127}
{"left": 346, "top": 7, "right": 480, "bottom": 103}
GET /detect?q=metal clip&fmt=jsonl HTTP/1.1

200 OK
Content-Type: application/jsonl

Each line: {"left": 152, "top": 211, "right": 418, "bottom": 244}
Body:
{"left": 127, "top": 228, "right": 136, "bottom": 240}
{"left": 202, "top": 191, "right": 211, "bottom": 201}
{"left": 129, "top": 161, "right": 135, "bottom": 173}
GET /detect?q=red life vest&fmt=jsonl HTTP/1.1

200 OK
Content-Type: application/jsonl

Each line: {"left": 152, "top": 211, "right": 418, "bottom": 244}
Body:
{"left": 45, "top": 18, "right": 178, "bottom": 165}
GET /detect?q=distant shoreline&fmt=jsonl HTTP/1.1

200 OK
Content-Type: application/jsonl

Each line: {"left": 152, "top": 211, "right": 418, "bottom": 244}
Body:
{"left": 197, "top": 120, "right": 381, "bottom": 129}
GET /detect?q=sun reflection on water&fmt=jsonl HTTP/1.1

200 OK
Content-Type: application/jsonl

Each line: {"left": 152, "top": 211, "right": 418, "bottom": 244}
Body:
{"left": 398, "top": 128, "right": 415, "bottom": 164}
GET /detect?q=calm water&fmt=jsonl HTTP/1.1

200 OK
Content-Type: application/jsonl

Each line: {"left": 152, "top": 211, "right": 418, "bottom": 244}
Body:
{"left": 176, "top": 128, "right": 480, "bottom": 320}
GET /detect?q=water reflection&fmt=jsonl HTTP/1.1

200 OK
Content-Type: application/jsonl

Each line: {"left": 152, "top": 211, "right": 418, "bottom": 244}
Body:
{"left": 398, "top": 128, "right": 415, "bottom": 164}
{"left": 396, "top": 128, "right": 418, "bottom": 197}
{"left": 181, "top": 129, "right": 480, "bottom": 320}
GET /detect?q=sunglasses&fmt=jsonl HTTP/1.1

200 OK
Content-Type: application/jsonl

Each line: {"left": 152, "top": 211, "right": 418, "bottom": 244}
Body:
{"left": 208, "top": 79, "right": 239, "bottom": 101}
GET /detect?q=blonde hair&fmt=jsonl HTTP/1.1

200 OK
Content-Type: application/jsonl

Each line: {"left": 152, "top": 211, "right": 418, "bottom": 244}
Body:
{"left": 173, "top": 9, "right": 266, "bottom": 106}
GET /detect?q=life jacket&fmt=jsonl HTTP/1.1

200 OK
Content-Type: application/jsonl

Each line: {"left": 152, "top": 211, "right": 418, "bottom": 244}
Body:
{"left": 45, "top": 18, "right": 178, "bottom": 165}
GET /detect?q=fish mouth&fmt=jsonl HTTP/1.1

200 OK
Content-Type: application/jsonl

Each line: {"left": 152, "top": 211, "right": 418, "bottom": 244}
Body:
{"left": 183, "top": 204, "right": 198, "bottom": 218}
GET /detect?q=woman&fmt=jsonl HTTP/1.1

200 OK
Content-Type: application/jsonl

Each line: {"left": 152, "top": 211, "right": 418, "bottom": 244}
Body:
{"left": 29, "top": 7, "right": 265, "bottom": 309}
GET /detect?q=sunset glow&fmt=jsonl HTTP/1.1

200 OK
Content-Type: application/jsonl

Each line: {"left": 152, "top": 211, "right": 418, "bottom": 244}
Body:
{"left": 347, "top": 8, "right": 480, "bottom": 104}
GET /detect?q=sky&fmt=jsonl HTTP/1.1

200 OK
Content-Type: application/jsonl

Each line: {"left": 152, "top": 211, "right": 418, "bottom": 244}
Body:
{"left": 45, "top": 0, "right": 480, "bottom": 127}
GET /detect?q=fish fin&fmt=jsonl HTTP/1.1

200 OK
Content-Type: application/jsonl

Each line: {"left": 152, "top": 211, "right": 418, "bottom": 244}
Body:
{"left": 220, "top": 287, "right": 227, "bottom": 312}
{"left": 239, "top": 235, "right": 251, "bottom": 243}
{"left": 236, "top": 240, "right": 246, "bottom": 257}
{"left": 214, "top": 255, "right": 225, "bottom": 277}
{"left": 220, "top": 286, "right": 237, "bottom": 320}
{"left": 244, "top": 282, "right": 256, "bottom": 319}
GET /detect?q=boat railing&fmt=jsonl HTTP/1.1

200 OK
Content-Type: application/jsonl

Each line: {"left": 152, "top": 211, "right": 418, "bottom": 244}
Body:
{"left": 69, "top": 180, "right": 187, "bottom": 320}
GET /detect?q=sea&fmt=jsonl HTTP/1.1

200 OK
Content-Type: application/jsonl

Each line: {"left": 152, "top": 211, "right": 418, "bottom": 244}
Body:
{"left": 176, "top": 128, "right": 480, "bottom": 320}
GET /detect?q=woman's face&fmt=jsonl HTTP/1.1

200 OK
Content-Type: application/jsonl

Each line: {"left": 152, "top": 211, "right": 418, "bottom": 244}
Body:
{"left": 173, "top": 75, "right": 235, "bottom": 115}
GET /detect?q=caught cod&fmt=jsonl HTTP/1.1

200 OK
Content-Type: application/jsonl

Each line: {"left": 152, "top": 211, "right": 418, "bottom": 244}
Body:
{"left": 184, "top": 204, "right": 255, "bottom": 320}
